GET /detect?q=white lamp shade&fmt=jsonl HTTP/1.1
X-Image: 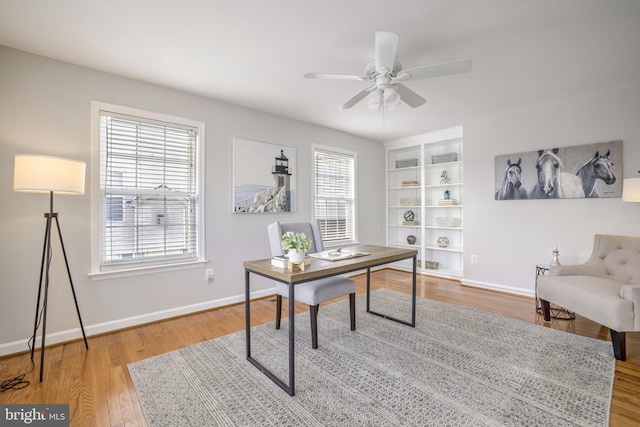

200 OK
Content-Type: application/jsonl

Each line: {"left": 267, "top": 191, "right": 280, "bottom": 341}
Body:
{"left": 14, "top": 154, "right": 86, "bottom": 195}
{"left": 366, "top": 89, "right": 382, "bottom": 110}
{"left": 383, "top": 87, "right": 401, "bottom": 111}
{"left": 622, "top": 177, "right": 640, "bottom": 202}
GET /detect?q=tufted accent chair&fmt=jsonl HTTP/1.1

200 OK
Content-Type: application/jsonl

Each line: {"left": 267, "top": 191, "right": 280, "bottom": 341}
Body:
{"left": 538, "top": 234, "right": 640, "bottom": 360}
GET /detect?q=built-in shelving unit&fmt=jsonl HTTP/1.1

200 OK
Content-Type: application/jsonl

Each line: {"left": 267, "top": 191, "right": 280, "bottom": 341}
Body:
{"left": 384, "top": 126, "right": 463, "bottom": 279}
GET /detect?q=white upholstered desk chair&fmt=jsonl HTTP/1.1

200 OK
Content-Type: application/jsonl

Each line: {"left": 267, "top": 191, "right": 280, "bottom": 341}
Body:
{"left": 267, "top": 221, "right": 356, "bottom": 349}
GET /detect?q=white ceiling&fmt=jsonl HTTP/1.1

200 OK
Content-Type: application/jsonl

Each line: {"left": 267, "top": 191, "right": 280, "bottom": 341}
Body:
{"left": 1, "top": 0, "right": 640, "bottom": 142}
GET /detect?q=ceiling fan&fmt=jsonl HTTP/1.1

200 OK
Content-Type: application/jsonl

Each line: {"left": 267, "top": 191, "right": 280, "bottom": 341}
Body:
{"left": 304, "top": 31, "right": 472, "bottom": 112}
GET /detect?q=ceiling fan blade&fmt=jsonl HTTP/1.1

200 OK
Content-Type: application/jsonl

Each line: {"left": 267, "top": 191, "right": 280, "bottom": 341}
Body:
{"left": 339, "top": 87, "right": 375, "bottom": 110}
{"left": 395, "top": 84, "right": 427, "bottom": 108}
{"left": 304, "top": 72, "right": 368, "bottom": 81}
{"left": 394, "top": 58, "right": 472, "bottom": 81}
{"left": 375, "top": 31, "right": 399, "bottom": 74}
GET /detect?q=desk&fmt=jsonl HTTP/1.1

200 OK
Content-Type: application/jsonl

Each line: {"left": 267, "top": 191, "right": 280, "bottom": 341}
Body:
{"left": 244, "top": 244, "right": 418, "bottom": 396}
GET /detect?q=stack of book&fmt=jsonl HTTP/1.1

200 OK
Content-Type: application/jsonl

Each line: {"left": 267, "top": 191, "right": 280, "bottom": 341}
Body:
{"left": 401, "top": 180, "right": 419, "bottom": 187}
{"left": 271, "top": 255, "right": 311, "bottom": 268}
{"left": 438, "top": 199, "right": 457, "bottom": 206}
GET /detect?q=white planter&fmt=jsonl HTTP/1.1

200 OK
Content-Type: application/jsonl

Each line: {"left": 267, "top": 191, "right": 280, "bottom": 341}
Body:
{"left": 288, "top": 249, "right": 306, "bottom": 264}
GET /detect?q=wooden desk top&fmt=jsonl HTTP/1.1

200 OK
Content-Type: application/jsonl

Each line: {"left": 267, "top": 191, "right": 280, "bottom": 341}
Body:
{"left": 244, "top": 244, "right": 417, "bottom": 284}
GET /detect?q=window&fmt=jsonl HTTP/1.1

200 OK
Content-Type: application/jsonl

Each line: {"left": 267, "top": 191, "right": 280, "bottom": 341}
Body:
{"left": 91, "top": 102, "right": 204, "bottom": 275}
{"left": 313, "top": 146, "right": 356, "bottom": 245}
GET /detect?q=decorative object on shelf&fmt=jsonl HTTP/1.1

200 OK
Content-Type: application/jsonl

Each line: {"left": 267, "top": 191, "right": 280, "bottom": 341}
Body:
{"left": 443, "top": 190, "right": 451, "bottom": 200}
{"left": 400, "top": 197, "right": 420, "bottom": 206}
{"left": 402, "top": 180, "right": 420, "bottom": 187}
{"left": 407, "top": 235, "right": 416, "bottom": 245}
{"left": 403, "top": 210, "right": 415, "bottom": 222}
{"left": 435, "top": 217, "right": 461, "bottom": 227}
{"left": 437, "top": 237, "right": 449, "bottom": 248}
{"left": 432, "top": 152, "right": 458, "bottom": 164}
{"left": 425, "top": 261, "right": 439, "bottom": 269}
{"left": 395, "top": 158, "right": 418, "bottom": 168}
{"left": 438, "top": 199, "right": 457, "bottom": 206}
{"left": 550, "top": 247, "right": 561, "bottom": 267}
{"left": 440, "top": 170, "right": 451, "bottom": 184}
{"left": 402, "top": 210, "right": 419, "bottom": 225}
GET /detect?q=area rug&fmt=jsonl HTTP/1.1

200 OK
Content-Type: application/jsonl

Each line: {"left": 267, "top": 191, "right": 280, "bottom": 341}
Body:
{"left": 128, "top": 289, "right": 615, "bottom": 426}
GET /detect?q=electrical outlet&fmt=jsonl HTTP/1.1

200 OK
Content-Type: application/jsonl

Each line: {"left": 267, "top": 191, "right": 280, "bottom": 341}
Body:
{"left": 470, "top": 254, "right": 478, "bottom": 264}
{"left": 206, "top": 268, "right": 214, "bottom": 284}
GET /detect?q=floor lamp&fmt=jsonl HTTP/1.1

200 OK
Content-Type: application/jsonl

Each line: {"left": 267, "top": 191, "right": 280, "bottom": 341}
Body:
{"left": 622, "top": 172, "right": 640, "bottom": 203}
{"left": 13, "top": 154, "right": 89, "bottom": 382}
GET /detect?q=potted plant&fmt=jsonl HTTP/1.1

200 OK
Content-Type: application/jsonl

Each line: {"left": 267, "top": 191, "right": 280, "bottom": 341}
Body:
{"left": 281, "top": 232, "right": 312, "bottom": 264}
{"left": 443, "top": 190, "right": 451, "bottom": 200}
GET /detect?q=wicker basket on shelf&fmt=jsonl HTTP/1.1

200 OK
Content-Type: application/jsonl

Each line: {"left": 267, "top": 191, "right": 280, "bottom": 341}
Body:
{"left": 425, "top": 261, "right": 439, "bottom": 269}
{"left": 435, "top": 217, "right": 461, "bottom": 227}
{"left": 400, "top": 197, "right": 421, "bottom": 206}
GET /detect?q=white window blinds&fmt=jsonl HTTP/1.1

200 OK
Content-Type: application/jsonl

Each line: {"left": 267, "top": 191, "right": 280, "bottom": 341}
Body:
{"left": 313, "top": 147, "right": 356, "bottom": 244}
{"left": 99, "top": 110, "right": 200, "bottom": 270}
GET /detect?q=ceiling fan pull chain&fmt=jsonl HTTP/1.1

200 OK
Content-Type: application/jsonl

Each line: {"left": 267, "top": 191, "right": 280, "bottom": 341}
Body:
{"left": 382, "top": 97, "right": 386, "bottom": 125}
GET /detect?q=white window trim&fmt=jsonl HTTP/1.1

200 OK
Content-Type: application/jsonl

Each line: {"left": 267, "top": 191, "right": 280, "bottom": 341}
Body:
{"left": 311, "top": 144, "right": 358, "bottom": 247}
{"left": 89, "top": 101, "right": 206, "bottom": 280}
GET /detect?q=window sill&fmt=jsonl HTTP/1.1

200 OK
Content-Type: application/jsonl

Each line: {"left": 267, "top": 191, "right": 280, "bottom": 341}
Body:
{"left": 89, "top": 259, "right": 208, "bottom": 281}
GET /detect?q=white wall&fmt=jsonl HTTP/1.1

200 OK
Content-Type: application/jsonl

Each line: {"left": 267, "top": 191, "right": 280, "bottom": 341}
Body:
{"left": 3, "top": 44, "right": 639, "bottom": 356}
{"left": 0, "top": 46, "right": 386, "bottom": 355}
{"left": 463, "top": 85, "right": 640, "bottom": 295}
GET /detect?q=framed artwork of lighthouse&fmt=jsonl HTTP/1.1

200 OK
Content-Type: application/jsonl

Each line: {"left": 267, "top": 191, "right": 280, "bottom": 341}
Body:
{"left": 233, "top": 137, "right": 296, "bottom": 213}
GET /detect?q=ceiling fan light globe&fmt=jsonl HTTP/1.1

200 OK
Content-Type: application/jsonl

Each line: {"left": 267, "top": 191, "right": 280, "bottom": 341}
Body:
{"left": 384, "top": 87, "right": 401, "bottom": 111}
{"left": 366, "top": 89, "right": 382, "bottom": 110}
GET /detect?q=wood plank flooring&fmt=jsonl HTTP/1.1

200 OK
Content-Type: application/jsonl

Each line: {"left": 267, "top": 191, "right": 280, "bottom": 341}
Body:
{"left": 1, "top": 269, "right": 639, "bottom": 426}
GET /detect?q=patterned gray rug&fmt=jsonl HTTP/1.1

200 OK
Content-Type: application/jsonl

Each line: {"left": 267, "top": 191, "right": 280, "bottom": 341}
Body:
{"left": 128, "top": 289, "right": 615, "bottom": 426}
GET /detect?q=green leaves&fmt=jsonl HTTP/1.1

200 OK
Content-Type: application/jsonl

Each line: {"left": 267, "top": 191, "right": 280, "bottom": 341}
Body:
{"left": 281, "top": 232, "right": 312, "bottom": 252}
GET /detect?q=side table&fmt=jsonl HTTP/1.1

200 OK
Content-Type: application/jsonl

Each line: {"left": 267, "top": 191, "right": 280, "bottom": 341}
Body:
{"left": 535, "top": 264, "right": 576, "bottom": 320}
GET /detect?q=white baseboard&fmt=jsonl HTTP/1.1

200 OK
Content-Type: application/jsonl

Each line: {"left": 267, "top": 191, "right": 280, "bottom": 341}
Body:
{"left": 460, "top": 278, "right": 534, "bottom": 298}
{"left": 1, "top": 275, "right": 533, "bottom": 357}
{"left": 0, "top": 288, "right": 276, "bottom": 357}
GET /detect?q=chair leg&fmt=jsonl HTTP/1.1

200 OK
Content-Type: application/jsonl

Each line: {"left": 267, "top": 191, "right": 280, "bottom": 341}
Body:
{"left": 540, "top": 299, "right": 551, "bottom": 322}
{"left": 310, "top": 304, "right": 319, "bottom": 349}
{"left": 610, "top": 329, "right": 626, "bottom": 361}
{"left": 275, "top": 295, "right": 282, "bottom": 330}
{"left": 349, "top": 293, "right": 356, "bottom": 331}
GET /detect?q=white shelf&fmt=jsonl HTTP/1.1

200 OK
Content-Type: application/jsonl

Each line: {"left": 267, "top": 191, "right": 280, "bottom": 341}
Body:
{"left": 425, "top": 245, "right": 463, "bottom": 253}
{"left": 389, "top": 242, "right": 421, "bottom": 249}
{"left": 425, "top": 160, "right": 462, "bottom": 169}
{"left": 424, "top": 183, "right": 462, "bottom": 188}
{"left": 385, "top": 126, "right": 464, "bottom": 279}
{"left": 388, "top": 166, "right": 420, "bottom": 172}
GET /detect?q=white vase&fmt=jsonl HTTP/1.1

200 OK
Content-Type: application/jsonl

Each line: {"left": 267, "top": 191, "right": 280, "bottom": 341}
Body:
{"left": 288, "top": 249, "right": 306, "bottom": 264}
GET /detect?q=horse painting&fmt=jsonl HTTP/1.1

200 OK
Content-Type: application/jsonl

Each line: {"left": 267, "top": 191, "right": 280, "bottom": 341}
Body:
{"left": 495, "top": 158, "right": 527, "bottom": 200}
{"left": 575, "top": 150, "right": 616, "bottom": 198}
{"left": 529, "top": 149, "right": 585, "bottom": 199}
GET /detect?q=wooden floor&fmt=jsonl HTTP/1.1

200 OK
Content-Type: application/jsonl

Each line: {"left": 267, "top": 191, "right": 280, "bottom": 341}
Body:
{"left": 1, "top": 269, "right": 639, "bottom": 426}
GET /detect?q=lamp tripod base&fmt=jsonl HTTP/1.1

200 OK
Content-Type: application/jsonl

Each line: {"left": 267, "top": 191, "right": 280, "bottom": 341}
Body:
{"left": 30, "top": 210, "right": 88, "bottom": 382}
